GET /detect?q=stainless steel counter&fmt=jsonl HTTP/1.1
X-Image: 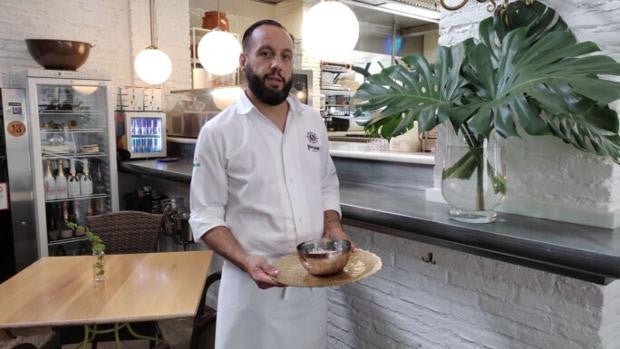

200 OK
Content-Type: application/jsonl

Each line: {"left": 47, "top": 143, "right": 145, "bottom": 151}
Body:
{"left": 119, "top": 159, "right": 620, "bottom": 284}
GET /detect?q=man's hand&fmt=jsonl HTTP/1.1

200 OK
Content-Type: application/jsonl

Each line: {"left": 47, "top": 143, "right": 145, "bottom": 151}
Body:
{"left": 323, "top": 210, "right": 356, "bottom": 250}
{"left": 243, "top": 255, "right": 283, "bottom": 289}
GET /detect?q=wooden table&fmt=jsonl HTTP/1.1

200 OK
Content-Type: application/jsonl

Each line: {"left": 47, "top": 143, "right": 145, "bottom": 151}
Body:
{"left": 0, "top": 251, "right": 213, "bottom": 329}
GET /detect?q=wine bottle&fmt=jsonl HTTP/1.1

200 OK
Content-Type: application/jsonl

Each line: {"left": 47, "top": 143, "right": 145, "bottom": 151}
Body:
{"left": 87, "top": 199, "right": 94, "bottom": 217}
{"left": 44, "top": 160, "right": 56, "bottom": 200}
{"left": 60, "top": 201, "right": 73, "bottom": 239}
{"left": 46, "top": 203, "right": 59, "bottom": 241}
{"left": 73, "top": 200, "right": 86, "bottom": 236}
{"left": 55, "top": 159, "right": 68, "bottom": 200}
{"left": 93, "top": 160, "right": 106, "bottom": 194}
{"left": 67, "top": 159, "right": 80, "bottom": 197}
{"left": 80, "top": 159, "right": 93, "bottom": 195}
{"left": 96, "top": 197, "right": 106, "bottom": 214}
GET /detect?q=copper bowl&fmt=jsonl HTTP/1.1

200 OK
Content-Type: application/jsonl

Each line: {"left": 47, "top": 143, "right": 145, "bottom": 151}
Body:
{"left": 25, "top": 39, "right": 92, "bottom": 70}
{"left": 297, "top": 238, "right": 352, "bottom": 276}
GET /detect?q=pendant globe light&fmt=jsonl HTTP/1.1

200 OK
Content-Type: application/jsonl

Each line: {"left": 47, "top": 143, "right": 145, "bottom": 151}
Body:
{"left": 197, "top": 1, "right": 242, "bottom": 76}
{"left": 302, "top": 1, "right": 359, "bottom": 62}
{"left": 134, "top": 0, "right": 172, "bottom": 85}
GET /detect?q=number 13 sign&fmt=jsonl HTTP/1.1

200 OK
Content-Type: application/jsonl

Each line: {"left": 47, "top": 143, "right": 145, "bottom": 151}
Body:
{"left": 6, "top": 120, "right": 26, "bottom": 137}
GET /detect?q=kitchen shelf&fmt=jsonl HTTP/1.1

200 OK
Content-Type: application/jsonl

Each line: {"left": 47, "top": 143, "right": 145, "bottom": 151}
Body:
{"left": 41, "top": 128, "right": 105, "bottom": 134}
{"left": 167, "top": 136, "right": 197, "bottom": 144}
{"left": 45, "top": 193, "right": 110, "bottom": 204}
{"left": 129, "top": 134, "right": 162, "bottom": 138}
{"left": 38, "top": 110, "right": 103, "bottom": 116}
{"left": 42, "top": 152, "right": 107, "bottom": 160}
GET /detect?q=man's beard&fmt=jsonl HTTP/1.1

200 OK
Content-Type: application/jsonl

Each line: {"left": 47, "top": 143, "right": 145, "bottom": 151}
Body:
{"left": 245, "top": 65, "right": 293, "bottom": 106}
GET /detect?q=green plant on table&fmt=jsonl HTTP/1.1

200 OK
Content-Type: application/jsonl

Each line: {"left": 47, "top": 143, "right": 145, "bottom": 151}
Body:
{"left": 66, "top": 222, "right": 106, "bottom": 280}
{"left": 353, "top": 0, "right": 620, "bottom": 214}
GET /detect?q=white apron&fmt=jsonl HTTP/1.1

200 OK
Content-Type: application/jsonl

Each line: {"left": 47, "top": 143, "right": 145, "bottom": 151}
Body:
{"left": 215, "top": 261, "right": 327, "bottom": 349}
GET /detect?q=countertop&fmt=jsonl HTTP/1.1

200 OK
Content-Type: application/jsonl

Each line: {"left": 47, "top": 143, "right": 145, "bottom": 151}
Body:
{"left": 119, "top": 159, "right": 620, "bottom": 284}
{"left": 329, "top": 141, "right": 435, "bottom": 165}
{"left": 168, "top": 137, "right": 435, "bottom": 165}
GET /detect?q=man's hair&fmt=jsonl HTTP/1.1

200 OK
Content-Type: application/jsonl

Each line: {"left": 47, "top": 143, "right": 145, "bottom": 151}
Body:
{"left": 241, "top": 19, "right": 294, "bottom": 52}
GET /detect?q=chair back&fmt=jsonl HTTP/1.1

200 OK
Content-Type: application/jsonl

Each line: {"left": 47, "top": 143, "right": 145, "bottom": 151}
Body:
{"left": 87, "top": 211, "right": 163, "bottom": 254}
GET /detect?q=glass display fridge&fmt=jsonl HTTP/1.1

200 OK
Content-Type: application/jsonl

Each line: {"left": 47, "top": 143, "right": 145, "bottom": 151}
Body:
{"left": 27, "top": 70, "right": 119, "bottom": 257}
{"left": 115, "top": 111, "right": 166, "bottom": 159}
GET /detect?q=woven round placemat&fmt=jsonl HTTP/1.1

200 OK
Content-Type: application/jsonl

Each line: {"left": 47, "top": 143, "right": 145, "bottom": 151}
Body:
{"left": 272, "top": 249, "right": 382, "bottom": 287}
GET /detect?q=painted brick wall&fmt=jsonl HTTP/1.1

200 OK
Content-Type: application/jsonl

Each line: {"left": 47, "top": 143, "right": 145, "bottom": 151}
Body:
{"left": 0, "top": 0, "right": 190, "bottom": 93}
{"left": 328, "top": 224, "right": 620, "bottom": 348}
{"left": 428, "top": 0, "right": 620, "bottom": 228}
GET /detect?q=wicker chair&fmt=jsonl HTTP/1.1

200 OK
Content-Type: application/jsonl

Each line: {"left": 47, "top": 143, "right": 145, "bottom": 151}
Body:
{"left": 55, "top": 211, "right": 164, "bottom": 348}
{"left": 87, "top": 211, "right": 163, "bottom": 254}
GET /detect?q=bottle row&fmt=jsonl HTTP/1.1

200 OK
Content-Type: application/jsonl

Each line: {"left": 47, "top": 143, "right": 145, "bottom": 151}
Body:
{"left": 46, "top": 198, "right": 108, "bottom": 241}
{"left": 43, "top": 158, "right": 106, "bottom": 201}
{"left": 130, "top": 137, "right": 163, "bottom": 154}
{"left": 130, "top": 118, "right": 162, "bottom": 136}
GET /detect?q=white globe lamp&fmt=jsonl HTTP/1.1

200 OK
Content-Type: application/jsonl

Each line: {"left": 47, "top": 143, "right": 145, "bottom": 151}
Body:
{"left": 134, "top": 48, "right": 172, "bottom": 85}
{"left": 133, "top": 0, "right": 172, "bottom": 85}
{"left": 198, "top": 31, "right": 242, "bottom": 76}
{"left": 302, "top": 1, "right": 359, "bottom": 62}
{"left": 72, "top": 85, "right": 98, "bottom": 95}
{"left": 211, "top": 86, "right": 243, "bottom": 110}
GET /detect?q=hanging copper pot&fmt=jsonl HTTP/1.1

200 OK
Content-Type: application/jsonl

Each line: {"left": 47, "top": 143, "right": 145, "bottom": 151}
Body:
{"left": 202, "top": 11, "right": 229, "bottom": 31}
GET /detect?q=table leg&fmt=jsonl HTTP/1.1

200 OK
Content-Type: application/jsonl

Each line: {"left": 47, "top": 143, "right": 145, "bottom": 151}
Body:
{"left": 76, "top": 323, "right": 160, "bottom": 348}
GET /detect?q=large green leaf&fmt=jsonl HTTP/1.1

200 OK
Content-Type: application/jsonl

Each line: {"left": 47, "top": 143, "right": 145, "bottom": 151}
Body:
{"left": 496, "top": 1, "right": 568, "bottom": 42}
{"left": 463, "top": 20, "right": 620, "bottom": 139}
{"left": 354, "top": 44, "right": 469, "bottom": 139}
{"left": 354, "top": 0, "right": 620, "bottom": 165}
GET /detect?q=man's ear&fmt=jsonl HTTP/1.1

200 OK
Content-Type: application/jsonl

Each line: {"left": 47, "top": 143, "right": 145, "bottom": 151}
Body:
{"left": 239, "top": 53, "right": 246, "bottom": 70}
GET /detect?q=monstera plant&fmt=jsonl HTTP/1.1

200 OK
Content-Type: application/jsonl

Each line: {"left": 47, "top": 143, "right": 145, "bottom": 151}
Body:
{"left": 354, "top": 0, "right": 620, "bottom": 222}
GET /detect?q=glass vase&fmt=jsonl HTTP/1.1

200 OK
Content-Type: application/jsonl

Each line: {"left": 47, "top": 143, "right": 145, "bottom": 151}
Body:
{"left": 93, "top": 250, "right": 105, "bottom": 285}
{"left": 441, "top": 129, "right": 506, "bottom": 223}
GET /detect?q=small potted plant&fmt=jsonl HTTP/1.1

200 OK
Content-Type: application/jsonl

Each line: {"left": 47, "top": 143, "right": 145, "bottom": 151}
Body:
{"left": 354, "top": 0, "right": 620, "bottom": 222}
{"left": 67, "top": 222, "right": 106, "bottom": 283}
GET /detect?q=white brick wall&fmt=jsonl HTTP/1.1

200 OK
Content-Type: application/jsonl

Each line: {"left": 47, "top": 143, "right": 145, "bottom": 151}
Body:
{"left": 329, "top": 224, "right": 620, "bottom": 348}
{"left": 0, "top": 0, "right": 190, "bottom": 93}
{"left": 429, "top": 0, "right": 620, "bottom": 228}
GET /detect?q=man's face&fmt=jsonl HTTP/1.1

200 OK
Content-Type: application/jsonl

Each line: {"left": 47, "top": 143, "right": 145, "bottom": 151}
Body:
{"left": 241, "top": 25, "right": 294, "bottom": 106}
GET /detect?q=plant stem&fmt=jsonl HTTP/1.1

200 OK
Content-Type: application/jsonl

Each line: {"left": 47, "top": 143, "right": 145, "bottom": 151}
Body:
{"left": 476, "top": 152, "right": 485, "bottom": 211}
{"left": 459, "top": 124, "right": 485, "bottom": 211}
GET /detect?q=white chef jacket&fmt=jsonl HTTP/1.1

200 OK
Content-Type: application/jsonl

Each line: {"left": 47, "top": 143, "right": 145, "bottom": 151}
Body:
{"left": 189, "top": 91, "right": 340, "bottom": 349}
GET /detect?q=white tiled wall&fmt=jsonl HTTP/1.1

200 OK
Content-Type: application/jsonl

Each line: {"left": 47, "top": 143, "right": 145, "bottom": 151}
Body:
{"left": 328, "top": 224, "right": 620, "bottom": 348}
{"left": 0, "top": 0, "right": 190, "bottom": 94}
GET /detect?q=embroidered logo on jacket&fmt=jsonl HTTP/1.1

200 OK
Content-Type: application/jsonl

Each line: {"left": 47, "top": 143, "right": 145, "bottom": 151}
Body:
{"left": 306, "top": 131, "right": 320, "bottom": 151}
{"left": 306, "top": 131, "right": 319, "bottom": 144}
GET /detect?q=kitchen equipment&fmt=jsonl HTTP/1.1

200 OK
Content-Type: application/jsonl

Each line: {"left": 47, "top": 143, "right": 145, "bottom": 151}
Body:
{"left": 202, "top": 11, "right": 229, "bottom": 31}
{"left": 27, "top": 69, "right": 119, "bottom": 257}
{"left": 25, "top": 39, "right": 92, "bottom": 71}
{"left": 115, "top": 111, "right": 166, "bottom": 159}
{"left": 166, "top": 89, "right": 218, "bottom": 138}
{"left": 0, "top": 88, "right": 38, "bottom": 282}
{"left": 297, "top": 238, "right": 352, "bottom": 276}
{"left": 175, "top": 209, "right": 193, "bottom": 244}
{"left": 161, "top": 198, "right": 194, "bottom": 250}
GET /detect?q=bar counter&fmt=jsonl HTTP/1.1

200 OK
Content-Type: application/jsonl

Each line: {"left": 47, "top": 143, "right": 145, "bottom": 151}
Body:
{"left": 119, "top": 159, "right": 620, "bottom": 284}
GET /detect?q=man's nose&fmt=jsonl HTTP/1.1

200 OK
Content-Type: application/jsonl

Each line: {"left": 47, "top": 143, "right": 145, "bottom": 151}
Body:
{"left": 270, "top": 56, "right": 284, "bottom": 69}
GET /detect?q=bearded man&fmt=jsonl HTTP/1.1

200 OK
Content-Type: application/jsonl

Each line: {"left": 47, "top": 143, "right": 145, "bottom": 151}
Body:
{"left": 189, "top": 19, "right": 353, "bottom": 349}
